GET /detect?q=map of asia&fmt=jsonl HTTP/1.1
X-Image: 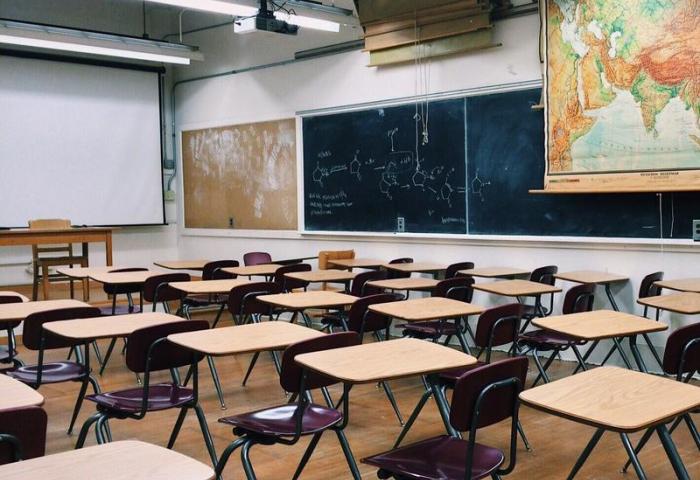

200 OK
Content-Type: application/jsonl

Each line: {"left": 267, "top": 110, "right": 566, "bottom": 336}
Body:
{"left": 545, "top": 0, "right": 700, "bottom": 192}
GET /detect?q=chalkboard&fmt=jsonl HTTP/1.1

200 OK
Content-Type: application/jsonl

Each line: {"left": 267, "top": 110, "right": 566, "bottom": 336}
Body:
{"left": 302, "top": 87, "right": 700, "bottom": 238}
{"left": 303, "top": 99, "right": 467, "bottom": 233}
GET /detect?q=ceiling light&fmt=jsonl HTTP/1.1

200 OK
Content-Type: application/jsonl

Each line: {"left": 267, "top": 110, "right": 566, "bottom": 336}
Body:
{"left": 146, "top": 0, "right": 258, "bottom": 16}
{"left": 275, "top": 12, "right": 340, "bottom": 32}
{"left": 0, "top": 19, "right": 202, "bottom": 65}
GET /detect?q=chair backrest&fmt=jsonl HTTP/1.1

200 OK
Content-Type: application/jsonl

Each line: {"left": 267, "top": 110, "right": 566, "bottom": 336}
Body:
{"left": 243, "top": 252, "right": 272, "bottom": 266}
{"left": 350, "top": 269, "right": 388, "bottom": 297}
{"left": 433, "top": 276, "right": 474, "bottom": 303}
{"left": 318, "top": 250, "right": 355, "bottom": 270}
{"left": 385, "top": 257, "right": 413, "bottom": 279}
{"left": 142, "top": 273, "right": 190, "bottom": 304}
{"left": 102, "top": 268, "right": 149, "bottom": 295}
{"left": 529, "top": 265, "right": 558, "bottom": 286}
{"left": 28, "top": 219, "right": 72, "bottom": 256}
{"left": 274, "top": 263, "right": 311, "bottom": 292}
{"left": 561, "top": 284, "right": 595, "bottom": 315}
{"left": 450, "top": 356, "right": 528, "bottom": 431}
{"left": 280, "top": 332, "right": 360, "bottom": 392}
{"left": 445, "top": 261, "right": 475, "bottom": 279}
{"left": 639, "top": 271, "right": 664, "bottom": 299}
{"left": 227, "top": 282, "right": 283, "bottom": 316}
{"left": 346, "top": 293, "right": 401, "bottom": 335}
{"left": 662, "top": 322, "right": 700, "bottom": 377}
{"left": 202, "top": 260, "right": 239, "bottom": 280}
{"left": 23, "top": 307, "right": 102, "bottom": 350}
{"left": 0, "top": 406, "right": 47, "bottom": 464}
{"left": 474, "top": 304, "right": 523, "bottom": 361}
{"left": 125, "top": 320, "right": 208, "bottom": 373}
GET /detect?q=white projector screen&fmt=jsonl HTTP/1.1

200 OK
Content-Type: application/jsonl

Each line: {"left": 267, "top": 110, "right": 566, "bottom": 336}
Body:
{"left": 0, "top": 53, "right": 165, "bottom": 227}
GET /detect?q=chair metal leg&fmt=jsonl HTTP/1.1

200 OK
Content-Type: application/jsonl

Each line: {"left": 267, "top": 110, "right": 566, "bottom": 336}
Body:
{"left": 214, "top": 438, "right": 248, "bottom": 477}
{"left": 641, "top": 333, "right": 664, "bottom": 371}
{"left": 170, "top": 368, "right": 181, "bottom": 385}
{"left": 207, "top": 355, "right": 226, "bottom": 409}
{"left": 620, "top": 433, "right": 647, "bottom": 479}
{"left": 167, "top": 407, "right": 189, "bottom": 448}
{"left": 656, "top": 424, "right": 691, "bottom": 480}
{"left": 683, "top": 414, "right": 700, "bottom": 450}
{"left": 566, "top": 428, "right": 604, "bottom": 480}
{"left": 271, "top": 351, "right": 282, "bottom": 376}
{"left": 194, "top": 404, "right": 218, "bottom": 468}
{"left": 380, "top": 380, "right": 404, "bottom": 426}
{"left": 67, "top": 378, "right": 90, "bottom": 435}
{"left": 612, "top": 337, "right": 633, "bottom": 369}
{"left": 394, "top": 387, "right": 432, "bottom": 448}
{"left": 622, "top": 427, "right": 655, "bottom": 473}
{"left": 91, "top": 341, "right": 103, "bottom": 366}
{"left": 292, "top": 431, "right": 324, "bottom": 480}
{"left": 241, "top": 352, "right": 260, "bottom": 386}
{"left": 531, "top": 350, "right": 558, "bottom": 387}
{"left": 211, "top": 304, "right": 226, "bottom": 328}
{"left": 531, "top": 348, "right": 552, "bottom": 386}
{"left": 95, "top": 416, "right": 109, "bottom": 444}
{"left": 75, "top": 412, "right": 102, "bottom": 448}
{"left": 241, "top": 441, "right": 258, "bottom": 480}
{"left": 99, "top": 416, "right": 113, "bottom": 442}
{"left": 334, "top": 429, "right": 361, "bottom": 480}
{"left": 571, "top": 345, "right": 588, "bottom": 372}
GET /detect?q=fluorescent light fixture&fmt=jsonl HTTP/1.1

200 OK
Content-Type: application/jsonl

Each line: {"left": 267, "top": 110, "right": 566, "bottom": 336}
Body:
{"left": 0, "top": 19, "right": 202, "bottom": 65}
{"left": 0, "top": 34, "right": 191, "bottom": 64}
{"left": 275, "top": 12, "right": 340, "bottom": 32}
{"left": 147, "top": 0, "right": 258, "bottom": 16}
{"left": 146, "top": 0, "right": 340, "bottom": 32}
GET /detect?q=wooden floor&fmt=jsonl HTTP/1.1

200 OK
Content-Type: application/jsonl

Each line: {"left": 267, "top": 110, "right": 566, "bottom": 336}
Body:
{"left": 5, "top": 284, "right": 700, "bottom": 479}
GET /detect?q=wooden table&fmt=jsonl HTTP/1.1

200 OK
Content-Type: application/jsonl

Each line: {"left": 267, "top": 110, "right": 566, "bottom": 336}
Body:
{"left": 154, "top": 260, "right": 210, "bottom": 271}
{"left": 285, "top": 269, "right": 356, "bottom": 289}
{"left": 56, "top": 266, "right": 128, "bottom": 278}
{"left": 258, "top": 291, "right": 357, "bottom": 327}
{"left": 0, "top": 299, "right": 88, "bottom": 322}
{"left": 638, "top": 292, "right": 700, "bottom": 315}
{"left": 459, "top": 267, "right": 530, "bottom": 278}
{"left": 533, "top": 310, "right": 668, "bottom": 372}
{"left": 366, "top": 277, "right": 439, "bottom": 292}
{"left": 0, "top": 374, "right": 44, "bottom": 410}
{"left": 296, "top": 337, "right": 477, "bottom": 473}
{"left": 555, "top": 270, "right": 629, "bottom": 311}
{"left": 520, "top": 367, "right": 700, "bottom": 479}
{"left": 0, "top": 440, "right": 214, "bottom": 479}
{"left": 474, "top": 279, "right": 562, "bottom": 297}
{"left": 654, "top": 278, "right": 700, "bottom": 293}
{"left": 369, "top": 296, "right": 484, "bottom": 322}
{"left": 0, "top": 227, "right": 114, "bottom": 265}
{"left": 169, "top": 279, "right": 251, "bottom": 295}
{"left": 222, "top": 264, "right": 281, "bottom": 277}
{"left": 43, "top": 312, "right": 181, "bottom": 342}
{"left": 0, "top": 291, "right": 29, "bottom": 302}
{"left": 88, "top": 270, "right": 158, "bottom": 285}
{"left": 328, "top": 258, "right": 384, "bottom": 270}
{"left": 382, "top": 262, "right": 446, "bottom": 275}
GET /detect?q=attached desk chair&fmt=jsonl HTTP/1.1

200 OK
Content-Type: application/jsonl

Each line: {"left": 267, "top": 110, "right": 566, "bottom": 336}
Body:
{"left": 29, "top": 219, "right": 88, "bottom": 301}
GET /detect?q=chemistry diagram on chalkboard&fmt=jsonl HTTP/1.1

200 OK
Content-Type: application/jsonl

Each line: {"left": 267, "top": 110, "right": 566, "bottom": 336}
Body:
{"left": 311, "top": 127, "right": 465, "bottom": 207}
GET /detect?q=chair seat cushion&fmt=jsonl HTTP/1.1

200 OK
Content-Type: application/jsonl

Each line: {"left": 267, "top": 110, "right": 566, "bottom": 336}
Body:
{"left": 400, "top": 321, "right": 458, "bottom": 338}
{"left": 321, "top": 314, "right": 347, "bottom": 328}
{"left": 518, "top": 329, "right": 584, "bottom": 348}
{"left": 183, "top": 294, "right": 228, "bottom": 307}
{"left": 99, "top": 305, "right": 141, "bottom": 316}
{"left": 438, "top": 361, "right": 486, "bottom": 384}
{"left": 362, "top": 435, "right": 504, "bottom": 480}
{"left": 86, "top": 383, "right": 194, "bottom": 413}
{"left": 219, "top": 403, "right": 342, "bottom": 437}
{"left": 7, "top": 361, "right": 87, "bottom": 384}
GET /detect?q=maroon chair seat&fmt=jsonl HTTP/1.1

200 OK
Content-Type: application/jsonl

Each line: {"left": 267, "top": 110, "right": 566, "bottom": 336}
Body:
{"left": 219, "top": 403, "right": 342, "bottom": 437}
{"left": 98, "top": 305, "right": 141, "bottom": 316}
{"left": 366, "top": 435, "right": 504, "bottom": 480}
{"left": 7, "top": 361, "right": 88, "bottom": 384}
{"left": 397, "top": 320, "right": 459, "bottom": 337}
{"left": 438, "top": 361, "right": 486, "bottom": 383}
{"left": 518, "top": 329, "right": 584, "bottom": 349}
{"left": 86, "top": 383, "right": 194, "bottom": 414}
{"left": 244, "top": 251, "right": 272, "bottom": 266}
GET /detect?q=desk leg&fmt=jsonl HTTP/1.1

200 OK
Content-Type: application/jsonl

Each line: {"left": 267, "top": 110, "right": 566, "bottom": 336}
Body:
{"left": 428, "top": 374, "right": 457, "bottom": 437}
{"left": 105, "top": 232, "right": 113, "bottom": 266}
{"left": 612, "top": 337, "right": 633, "bottom": 369}
{"left": 656, "top": 425, "right": 691, "bottom": 480}
{"left": 567, "top": 428, "right": 604, "bottom": 480}
{"left": 629, "top": 335, "right": 648, "bottom": 372}
{"left": 394, "top": 385, "right": 433, "bottom": 448}
{"left": 604, "top": 283, "right": 619, "bottom": 311}
{"left": 619, "top": 433, "right": 647, "bottom": 479}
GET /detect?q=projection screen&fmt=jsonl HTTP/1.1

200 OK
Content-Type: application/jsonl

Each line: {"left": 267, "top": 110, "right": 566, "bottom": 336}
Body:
{"left": 0, "top": 53, "right": 165, "bottom": 227}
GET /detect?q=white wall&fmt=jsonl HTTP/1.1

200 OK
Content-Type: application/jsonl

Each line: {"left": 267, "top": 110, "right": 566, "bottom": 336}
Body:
{"left": 173, "top": 13, "right": 700, "bottom": 372}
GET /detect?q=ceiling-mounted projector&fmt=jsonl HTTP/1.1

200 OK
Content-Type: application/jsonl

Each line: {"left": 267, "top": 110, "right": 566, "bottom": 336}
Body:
{"left": 234, "top": 0, "right": 299, "bottom": 35}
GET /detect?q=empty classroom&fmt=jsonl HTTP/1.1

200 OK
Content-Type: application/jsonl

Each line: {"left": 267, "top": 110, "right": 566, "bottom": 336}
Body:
{"left": 0, "top": 1, "right": 698, "bottom": 479}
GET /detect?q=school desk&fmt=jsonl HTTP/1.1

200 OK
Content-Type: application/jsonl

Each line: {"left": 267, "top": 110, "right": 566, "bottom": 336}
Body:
{"left": 458, "top": 267, "right": 530, "bottom": 278}
{"left": 0, "top": 440, "right": 214, "bottom": 480}
{"left": 654, "top": 278, "right": 700, "bottom": 293}
{"left": 520, "top": 367, "right": 700, "bottom": 480}
{"left": 381, "top": 262, "right": 446, "bottom": 275}
{"left": 638, "top": 292, "right": 700, "bottom": 315}
{"left": 555, "top": 270, "right": 629, "bottom": 311}
{"left": 153, "top": 260, "right": 210, "bottom": 271}
{"left": 327, "top": 258, "right": 385, "bottom": 270}
{"left": 295, "top": 338, "right": 477, "bottom": 478}
{"left": 257, "top": 291, "right": 358, "bottom": 327}
{"left": 533, "top": 310, "right": 668, "bottom": 372}
{"left": 0, "top": 375, "right": 44, "bottom": 410}
{"left": 365, "top": 277, "right": 440, "bottom": 292}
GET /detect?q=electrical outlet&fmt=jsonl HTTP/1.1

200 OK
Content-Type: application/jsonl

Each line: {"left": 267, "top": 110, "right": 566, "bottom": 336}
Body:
{"left": 693, "top": 220, "right": 700, "bottom": 241}
{"left": 396, "top": 217, "right": 405, "bottom": 233}
{"left": 229, "top": 217, "right": 234, "bottom": 228}
{"left": 163, "top": 190, "right": 175, "bottom": 201}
